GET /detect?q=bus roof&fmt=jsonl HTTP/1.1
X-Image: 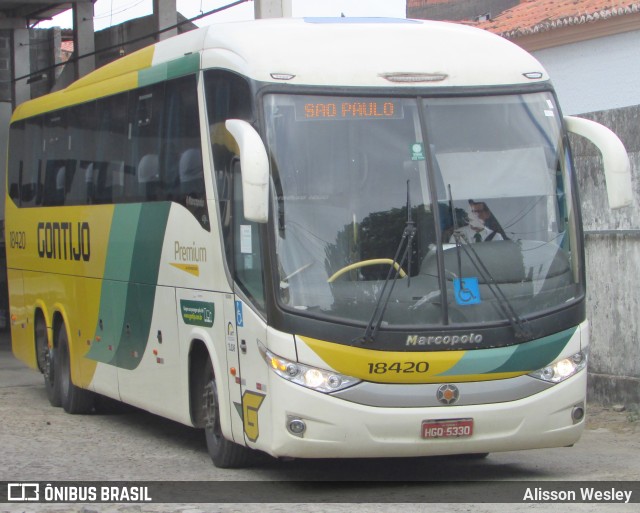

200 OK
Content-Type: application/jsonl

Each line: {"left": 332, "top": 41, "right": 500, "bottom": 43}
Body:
{"left": 13, "top": 17, "right": 549, "bottom": 121}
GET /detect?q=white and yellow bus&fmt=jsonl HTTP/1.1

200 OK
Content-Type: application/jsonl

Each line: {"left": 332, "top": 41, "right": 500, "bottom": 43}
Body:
{"left": 5, "top": 18, "right": 631, "bottom": 468}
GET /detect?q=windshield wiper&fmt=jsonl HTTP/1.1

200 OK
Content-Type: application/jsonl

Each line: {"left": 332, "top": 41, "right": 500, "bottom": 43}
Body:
{"left": 355, "top": 181, "right": 416, "bottom": 345}
{"left": 448, "top": 185, "right": 532, "bottom": 341}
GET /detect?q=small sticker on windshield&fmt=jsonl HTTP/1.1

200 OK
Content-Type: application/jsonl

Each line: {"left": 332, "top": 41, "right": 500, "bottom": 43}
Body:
{"left": 454, "top": 278, "right": 481, "bottom": 306}
{"left": 410, "top": 142, "right": 425, "bottom": 161}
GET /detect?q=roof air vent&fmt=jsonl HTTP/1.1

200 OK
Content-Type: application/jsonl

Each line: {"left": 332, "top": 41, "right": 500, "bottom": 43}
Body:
{"left": 380, "top": 72, "right": 448, "bottom": 83}
{"left": 271, "top": 73, "right": 296, "bottom": 81}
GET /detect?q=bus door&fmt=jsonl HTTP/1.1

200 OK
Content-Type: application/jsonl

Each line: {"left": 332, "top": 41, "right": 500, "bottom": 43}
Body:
{"left": 221, "top": 293, "right": 244, "bottom": 444}
{"left": 233, "top": 297, "right": 270, "bottom": 449}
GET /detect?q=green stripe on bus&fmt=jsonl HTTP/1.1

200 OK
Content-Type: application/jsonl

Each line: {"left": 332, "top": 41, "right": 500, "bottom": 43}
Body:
{"left": 114, "top": 202, "right": 171, "bottom": 370}
{"left": 439, "top": 327, "right": 576, "bottom": 377}
{"left": 490, "top": 327, "right": 576, "bottom": 374}
{"left": 138, "top": 53, "right": 200, "bottom": 87}
{"left": 87, "top": 202, "right": 171, "bottom": 369}
{"left": 87, "top": 204, "right": 141, "bottom": 364}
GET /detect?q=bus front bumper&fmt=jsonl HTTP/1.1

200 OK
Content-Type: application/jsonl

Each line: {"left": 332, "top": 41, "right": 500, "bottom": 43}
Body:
{"left": 254, "top": 370, "right": 586, "bottom": 459}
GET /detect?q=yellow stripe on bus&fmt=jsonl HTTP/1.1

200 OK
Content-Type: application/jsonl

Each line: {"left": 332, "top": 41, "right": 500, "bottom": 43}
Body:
{"left": 299, "top": 335, "right": 477, "bottom": 384}
{"left": 12, "top": 46, "right": 155, "bottom": 121}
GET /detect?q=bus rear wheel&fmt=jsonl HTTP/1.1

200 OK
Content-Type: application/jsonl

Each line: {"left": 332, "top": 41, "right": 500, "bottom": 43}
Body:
{"left": 56, "top": 324, "right": 95, "bottom": 414}
{"left": 202, "top": 358, "right": 255, "bottom": 468}
{"left": 36, "top": 314, "right": 61, "bottom": 407}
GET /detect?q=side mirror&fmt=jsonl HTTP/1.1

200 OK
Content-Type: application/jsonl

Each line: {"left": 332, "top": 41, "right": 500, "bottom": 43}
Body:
{"left": 225, "top": 119, "right": 269, "bottom": 223}
{"left": 564, "top": 116, "right": 632, "bottom": 209}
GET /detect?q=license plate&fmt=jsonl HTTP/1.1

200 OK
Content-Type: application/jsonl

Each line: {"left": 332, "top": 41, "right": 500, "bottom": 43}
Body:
{"left": 421, "top": 418, "right": 474, "bottom": 439}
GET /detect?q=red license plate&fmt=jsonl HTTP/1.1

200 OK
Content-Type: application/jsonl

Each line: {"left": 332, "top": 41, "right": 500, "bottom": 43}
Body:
{"left": 421, "top": 418, "right": 474, "bottom": 439}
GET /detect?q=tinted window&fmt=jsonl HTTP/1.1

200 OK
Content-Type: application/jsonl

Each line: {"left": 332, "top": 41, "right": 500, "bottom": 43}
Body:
{"left": 66, "top": 101, "right": 97, "bottom": 206}
{"left": 21, "top": 117, "right": 43, "bottom": 207}
{"left": 8, "top": 74, "right": 206, "bottom": 225}
{"left": 95, "top": 91, "right": 132, "bottom": 204}
{"left": 42, "top": 111, "right": 73, "bottom": 206}
{"left": 7, "top": 120, "right": 25, "bottom": 205}
{"left": 163, "top": 75, "right": 207, "bottom": 229}
{"left": 130, "top": 83, "right": 165, "bottom": 202}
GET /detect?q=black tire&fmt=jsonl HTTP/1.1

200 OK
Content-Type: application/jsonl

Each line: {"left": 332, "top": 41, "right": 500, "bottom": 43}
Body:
{"left": 37, "top": 314, "right": 61, "bottom": 407}
{"left": 452, "top": 453, "right": 490, "bottom": 460}
{"left": 202, "top": 358, "right": 254, "bottom": 468}
{"left": 57, "top": 324, "right": 95, "bottom": 414}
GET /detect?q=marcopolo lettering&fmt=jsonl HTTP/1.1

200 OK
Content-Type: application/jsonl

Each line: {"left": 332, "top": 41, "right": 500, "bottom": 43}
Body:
{"left": 37, "top": 221, "right": 90, "bottom": 262}
{"left": 406, "top": 333, "right": 483, "bottom": 347}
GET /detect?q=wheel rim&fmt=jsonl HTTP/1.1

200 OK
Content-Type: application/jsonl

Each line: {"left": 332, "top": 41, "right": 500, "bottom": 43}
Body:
{"left": 44, "top": 348, "right": 53, "bottom": 383}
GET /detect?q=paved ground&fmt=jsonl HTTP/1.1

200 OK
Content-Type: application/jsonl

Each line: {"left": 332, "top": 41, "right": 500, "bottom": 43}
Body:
{"left": 0, "top": 331, "right": 638, "bottom": 513}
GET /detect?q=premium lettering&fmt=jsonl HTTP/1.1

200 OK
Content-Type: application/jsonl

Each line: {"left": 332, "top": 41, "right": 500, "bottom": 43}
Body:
{"left": 174, "top": 241, "right": 207, "bottom": 262}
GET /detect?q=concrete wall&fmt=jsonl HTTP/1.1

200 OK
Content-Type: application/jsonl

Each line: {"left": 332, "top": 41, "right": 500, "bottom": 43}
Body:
{"left": 569, "top": 104, "right": 640, "bottom": 407}
{"left": 526, "top": 25, "right": 640, "bottom": 407}
{"left": 533, "top": 29, "right": 640, "bottom": 115}
{"left": 94, "top": 13, "right": 195, "bottom": 70}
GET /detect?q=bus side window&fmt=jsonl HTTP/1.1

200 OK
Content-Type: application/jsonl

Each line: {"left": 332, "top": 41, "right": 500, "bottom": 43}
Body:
{"left": 95, "top": 92, "right": 130, "bottom": 203}
{"left": 43, "top": 111, "right": 67, "bottom": 206}
{"left": 163, "top": 75, "right": 208, "bottom": 228}
{"left": 7, "top": 120, "right": 25, "bottom": 206}
{"left": 130, "top": 83, "right": 165, "bottom": 202}
{"left": 231, "top": 159, "right": 265, "bottom": 310}
{"left": 66, "top": 101, "right": 97, "bottom": 205}
{"left": 21, "top": 116, "right": 44, "bottom": 207}
{"left": 205, "top": 69, "right": 253, "bottom": 265}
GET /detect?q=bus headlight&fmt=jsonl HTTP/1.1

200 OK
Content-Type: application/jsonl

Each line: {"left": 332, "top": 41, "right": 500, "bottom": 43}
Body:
{"left": 528, "top": 350, "right": 588, "bottom": 383}
{"left": 259, "top": 344, "right": 360, "bottom": 393}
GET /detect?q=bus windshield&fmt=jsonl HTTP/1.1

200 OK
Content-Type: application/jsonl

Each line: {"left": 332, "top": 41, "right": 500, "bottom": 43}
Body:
{"left": 263, "top": 92, "right": 582, "bottom": 329}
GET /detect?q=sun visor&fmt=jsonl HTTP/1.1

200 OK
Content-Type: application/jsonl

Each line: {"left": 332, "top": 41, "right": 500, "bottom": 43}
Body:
{"left": 435, "top": 147, "right": 553, "bottom": 199}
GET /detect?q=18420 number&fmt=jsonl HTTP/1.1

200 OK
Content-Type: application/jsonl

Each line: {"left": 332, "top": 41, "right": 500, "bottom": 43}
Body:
{"left": 367, "top": 361, "right": 429, "bottom": 374}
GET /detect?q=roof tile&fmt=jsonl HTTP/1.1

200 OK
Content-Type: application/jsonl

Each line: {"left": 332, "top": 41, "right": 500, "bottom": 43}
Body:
{"left": 476, "top": 0, "right": 640, "bottom": 37}
{"left": 408, "top": 1, "right": 640, "bottom": 38}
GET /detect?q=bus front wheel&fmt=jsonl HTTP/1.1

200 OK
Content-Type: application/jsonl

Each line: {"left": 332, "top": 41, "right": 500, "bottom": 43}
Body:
{"left": 202, "top": 358, "right": 255, "bottom": 468}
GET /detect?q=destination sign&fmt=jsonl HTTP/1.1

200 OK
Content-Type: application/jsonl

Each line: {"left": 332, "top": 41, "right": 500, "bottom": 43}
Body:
{"left": 297, "top": 98, "right": 403, "bottom": 121}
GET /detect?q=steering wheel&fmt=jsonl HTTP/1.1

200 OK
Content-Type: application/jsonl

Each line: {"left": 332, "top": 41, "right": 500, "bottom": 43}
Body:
{"left": 328, "top": 259, "right": 407, "bottom": 283}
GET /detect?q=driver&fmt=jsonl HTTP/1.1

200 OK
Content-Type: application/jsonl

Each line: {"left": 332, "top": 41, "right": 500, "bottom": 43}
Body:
{"left": 450, "top": 200, "right": 507, "bottom": 243}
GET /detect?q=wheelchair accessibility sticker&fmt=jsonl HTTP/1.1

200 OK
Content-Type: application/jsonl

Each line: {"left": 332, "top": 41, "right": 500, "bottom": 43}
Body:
{"left": 235, "top": 300, "right": 244, "bottom": 327}
{"left": 454, "top": 277, "right": 481, "bottom": 305}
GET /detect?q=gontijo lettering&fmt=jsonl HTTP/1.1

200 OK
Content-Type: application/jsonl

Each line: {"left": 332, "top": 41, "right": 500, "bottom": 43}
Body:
{"left": 37, "top": 222, "right": 90, "bottom": 261}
